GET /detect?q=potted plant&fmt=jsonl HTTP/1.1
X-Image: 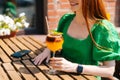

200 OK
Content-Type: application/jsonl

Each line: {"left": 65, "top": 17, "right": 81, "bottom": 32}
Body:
{"left": 0, "top": 12, "right": 29, "bottom": 38}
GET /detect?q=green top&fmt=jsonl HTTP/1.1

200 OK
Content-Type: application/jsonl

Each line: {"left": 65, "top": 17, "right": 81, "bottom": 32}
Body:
{"left": 57, "top": 13, "right": 120, "bottom": 80}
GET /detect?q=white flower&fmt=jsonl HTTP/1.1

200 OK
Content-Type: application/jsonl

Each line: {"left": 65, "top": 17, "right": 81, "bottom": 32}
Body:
{"left": 0, "top": 29, "right": 5, "bottom": 36}
{"left": 19, "top": 12, "right": 25, "bottom": 17}
{"left": 4, "top": 29, "right": 10, "bottom": 35}
{"left": 9, "top": 24, "right": 17, "bottom": 31}
{"left": 0, "top": 28, "right": 6, "bottom": 36}
{"left": 23, "top": 22, "right": 29, "bottom": 28}
{"left": 0, "top": 28, "right": 10, "bottom": 36}
{"left": 0, "top": 15, "right": 4, "bottom": 21}
{"left": 4, "top": 16, "right": 14, "bottom": 24}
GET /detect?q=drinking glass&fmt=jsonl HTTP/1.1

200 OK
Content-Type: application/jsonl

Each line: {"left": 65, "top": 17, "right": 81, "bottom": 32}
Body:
{"left": 46, "top": 31, "right": 63, "bottom": 74}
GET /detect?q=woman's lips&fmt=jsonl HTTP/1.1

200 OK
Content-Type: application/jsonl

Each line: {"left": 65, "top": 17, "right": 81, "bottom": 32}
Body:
{"left": 70, "top": 3, "right": 79, "bottom": 6}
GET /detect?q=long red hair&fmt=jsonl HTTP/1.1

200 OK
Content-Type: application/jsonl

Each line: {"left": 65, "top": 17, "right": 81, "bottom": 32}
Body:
{"left": 82, "top": 0, "right": 108, "bottom": 20}
{"left": 82, "top": 0, "right": 112, "bottom": 51}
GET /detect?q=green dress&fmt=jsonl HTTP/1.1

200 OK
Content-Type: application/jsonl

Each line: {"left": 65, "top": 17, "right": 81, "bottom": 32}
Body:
{"left": 57, "top": 13, "right": 120, "bottom": 80}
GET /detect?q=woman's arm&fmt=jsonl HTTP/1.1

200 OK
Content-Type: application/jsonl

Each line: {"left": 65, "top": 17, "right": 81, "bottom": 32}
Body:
{"left": 82, "top": 60, "right": 115, "bottom": 78}
{"left": 50, "top": 58, "right": 115, "bottom": 79}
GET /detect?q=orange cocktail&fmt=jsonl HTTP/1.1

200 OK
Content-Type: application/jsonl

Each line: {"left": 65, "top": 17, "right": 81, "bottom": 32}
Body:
{"left": 45, "top": 31, "right": 63, "bottom": 75}
{"left": 46, "top": 34, "right": 63, "bottom": 53}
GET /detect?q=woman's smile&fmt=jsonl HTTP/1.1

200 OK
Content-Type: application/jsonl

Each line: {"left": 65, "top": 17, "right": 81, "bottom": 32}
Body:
{"left": 68, "top": 0, "right": 82, "bottom": 12}
{"left": 70, "top": 2, "right": 79, "bottom": 6}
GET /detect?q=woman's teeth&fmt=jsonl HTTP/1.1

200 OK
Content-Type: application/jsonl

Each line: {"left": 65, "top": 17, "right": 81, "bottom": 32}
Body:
{"left": 70, "top": 3, "right": 79, "bottom": 6}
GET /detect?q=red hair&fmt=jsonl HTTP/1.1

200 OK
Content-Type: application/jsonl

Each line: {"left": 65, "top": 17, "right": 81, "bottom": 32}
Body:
{"left": 82, "top": 0, "right": 108, "bottom": 20}
{"left": 82, "top": 0, "right": 112, "bottom": 51}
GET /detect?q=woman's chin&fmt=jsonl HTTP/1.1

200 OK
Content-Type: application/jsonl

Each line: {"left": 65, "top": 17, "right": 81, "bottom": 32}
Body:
{"left": 71, "top": 6, "right": 80, "bottom": 12}
{"left": 71, "top": 9, "right": 79, "bottom": 12}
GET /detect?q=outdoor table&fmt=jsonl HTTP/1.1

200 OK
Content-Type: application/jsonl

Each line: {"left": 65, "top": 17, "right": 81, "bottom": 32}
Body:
{"left": 0, "top": 35, "right": 97, "bottom": 80}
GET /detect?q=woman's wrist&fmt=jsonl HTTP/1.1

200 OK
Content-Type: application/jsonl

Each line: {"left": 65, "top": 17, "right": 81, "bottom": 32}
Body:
{"left": 69, "top": 63, "right": 78, "bottom": 73}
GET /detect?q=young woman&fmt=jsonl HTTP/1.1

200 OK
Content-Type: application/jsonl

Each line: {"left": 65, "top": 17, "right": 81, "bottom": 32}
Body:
{"left": 33, "top": 0, "right": 120, "bottom": 79}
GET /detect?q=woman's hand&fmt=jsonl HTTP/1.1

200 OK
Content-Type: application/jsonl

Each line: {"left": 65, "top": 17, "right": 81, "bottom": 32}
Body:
{"left": 50, "top": 57, "right": 78, "bottom": 73}
{"left": 33, "top": 48, "right": 51, "bottom": 65}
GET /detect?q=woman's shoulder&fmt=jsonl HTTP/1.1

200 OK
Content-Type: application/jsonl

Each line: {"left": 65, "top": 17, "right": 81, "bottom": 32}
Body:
{"left": 95, "top": 19, "right": 116, "bottom": 31}
{"left": 94, "top": 19, "right": 119, "bottom": 37}
{"left": 60, "top": 13, "right": 75, "bottom": 20}
{"left": 57, "top": 13, "right": 75, "bottom": 32}
{"left": 100, "top": 19, "right": 114, "bottom": 27}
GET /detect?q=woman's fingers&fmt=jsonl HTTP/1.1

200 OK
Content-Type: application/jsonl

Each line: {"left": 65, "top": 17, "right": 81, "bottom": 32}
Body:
{"left": 32, "top": 48, "right": 51, "bottom": 65}
{"left": 49, "top": 57, "right": 64, "bottom": 70}
{"left": 49, "top": 57, "right": 78, "bottom": 73}
{"left": 46, "top": 54, "right": 50, "bottom": 63}
{"left": 38, "top": 59, "right": 43, "bottom": 65}
{"left": 33, "top": 55, "right": 43, "bottom": 65}
{"left": 50, "top": 62, "right": 63, "bottom": 71}
{"left": 50, "top": 57, "right": 63, "bottom": 61}
{"left": 33, "top": 58, "right": 40, "bottom": 65}
{"left": 50, "top": 57, "right": 63, "bottom": 64}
